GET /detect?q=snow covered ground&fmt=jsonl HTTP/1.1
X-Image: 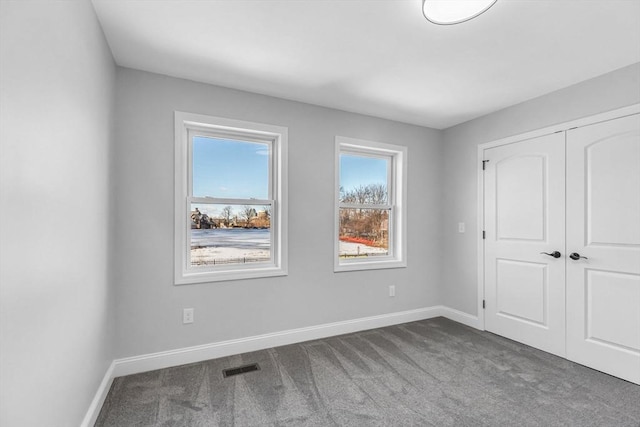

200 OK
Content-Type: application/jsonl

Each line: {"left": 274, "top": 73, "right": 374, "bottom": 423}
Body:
{"left": 339, "top": 241, "right": 388, "bottom": 256}
{"left": 189, "top": 229, "right": 388, "bottom": 265}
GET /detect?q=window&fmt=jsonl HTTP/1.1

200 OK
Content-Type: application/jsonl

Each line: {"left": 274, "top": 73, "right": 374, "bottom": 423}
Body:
{"left": 335, "top": 136, "right": 407, "bottom": 272}
{"left": 175, "top": 112, "right": 288, "bottom": 284}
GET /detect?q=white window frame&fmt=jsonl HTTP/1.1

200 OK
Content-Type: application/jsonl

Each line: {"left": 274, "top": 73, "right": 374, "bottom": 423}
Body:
{"left": 335, "top": 136, "right": 407, "bottom": 272}
{"left": 174, "top": 111, "right": 288, "bottom": 284}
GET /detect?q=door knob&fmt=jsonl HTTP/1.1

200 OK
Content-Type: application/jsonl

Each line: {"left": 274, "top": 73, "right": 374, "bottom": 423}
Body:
{"left": 540, "top": 251, "right": 561, "bottom": 258}
{"left": 569, "top": 252, "right": 588, "bottom": 260}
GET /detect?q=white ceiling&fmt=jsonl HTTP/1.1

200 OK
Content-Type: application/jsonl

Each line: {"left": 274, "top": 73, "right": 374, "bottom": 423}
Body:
{"left": 91, "top": 0, "right": 640, "bottom": 129}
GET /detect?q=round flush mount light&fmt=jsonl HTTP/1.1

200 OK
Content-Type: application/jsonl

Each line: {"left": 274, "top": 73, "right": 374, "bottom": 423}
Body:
{"left": 422, "top": 0, "right": 498, "bottom": 25}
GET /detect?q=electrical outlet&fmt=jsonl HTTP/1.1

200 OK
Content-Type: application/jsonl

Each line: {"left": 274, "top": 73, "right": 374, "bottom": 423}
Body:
{"left": 458, "top": 222, "right": 466, "bottom": 233}
{"left": 389, "top": 285, "right": 396, "bottom": 297}
{"left": 183, "top": 308, "right": 194, "bottom": 324}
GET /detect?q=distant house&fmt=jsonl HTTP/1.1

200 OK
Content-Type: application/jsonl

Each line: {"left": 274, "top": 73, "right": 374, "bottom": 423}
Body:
{"left": 190, "top": 208, "right": 216, "bottom": 229}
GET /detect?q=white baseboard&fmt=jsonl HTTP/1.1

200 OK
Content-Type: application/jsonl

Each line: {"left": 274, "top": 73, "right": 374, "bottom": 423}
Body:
{"left": 85, "top": 305, "right": 481, "bottom": 423}
{"left": 440, "top": 306, "right": 483, "bottom": 329}
{"left": 113, "top": 306, "right": 444, "bottom": 377}
{"left": 81, "top": 360, "right": 114, "bottom": 427}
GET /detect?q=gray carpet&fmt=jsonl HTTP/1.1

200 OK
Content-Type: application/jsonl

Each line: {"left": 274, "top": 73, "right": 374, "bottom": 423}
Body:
{"left": 95, "top": 317, "right": 640, "bottom": 426}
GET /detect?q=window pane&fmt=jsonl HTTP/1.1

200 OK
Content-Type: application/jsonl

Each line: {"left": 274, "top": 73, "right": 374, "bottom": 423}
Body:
{"left": 339, "top": 208, "right": 389, "bottom": 258}
{"left": 190, "top": 203, "right": 271, "bottom": 266}
{"left": 192, "top": 136, "right": 269, "bottom": 199}
{"left": 340, "top": 154, "right": 388, "bottom": 204}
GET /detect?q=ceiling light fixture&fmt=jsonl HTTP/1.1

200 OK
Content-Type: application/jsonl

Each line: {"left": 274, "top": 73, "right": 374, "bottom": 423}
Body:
{"left": 422, "top": 0, "right": 498, "bottom": 25}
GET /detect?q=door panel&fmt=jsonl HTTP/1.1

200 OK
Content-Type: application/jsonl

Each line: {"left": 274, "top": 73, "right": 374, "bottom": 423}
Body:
{"left": 586, "top": 134, "right": 640, "bottom": 246}
{"left": 496, "top": 155, "right": 546, "bottom": 241}
{"left": 484, "top": 133, "right": 566, "bottom": 357}
{"left": 585, "top": 269, "right": 640, "bottom": 352}
{"left": 496, "top": 259, "right": 547, "bottom": 325}
{"left": 566, "top": 114, "right": 640, "bottom": 384}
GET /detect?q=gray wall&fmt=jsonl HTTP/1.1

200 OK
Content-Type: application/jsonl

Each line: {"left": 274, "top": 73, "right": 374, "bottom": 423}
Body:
{"left": 0, "top": 1, "right": 116, "bottom": 426}
{"left": 113, "top": 68, "right": 443, "bottom": 358}
{"left": 441, "top": 62, "right": 640, "bottom": 315}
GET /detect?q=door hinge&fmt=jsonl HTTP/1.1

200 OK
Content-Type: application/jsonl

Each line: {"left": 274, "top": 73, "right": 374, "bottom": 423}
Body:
{"left": 482, "top": 230, "right": 486, "bottom": 239}
{"left": 482, "top": 300, "right": 486, "bottom": 309}
{"left": 482, "top": 160, "right": 490, "bottom": 170}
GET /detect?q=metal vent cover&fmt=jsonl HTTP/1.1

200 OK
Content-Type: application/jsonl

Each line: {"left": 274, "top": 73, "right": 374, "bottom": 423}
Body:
{"left": 222, "top": 363, "right": 260, "bottom": 378}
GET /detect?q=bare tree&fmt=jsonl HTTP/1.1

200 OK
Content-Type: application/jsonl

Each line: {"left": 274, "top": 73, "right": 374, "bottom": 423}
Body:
{"left": 241, "top": 205, "right": 257, "bottom": 227}
{"left": 221, "top": 205, "right": 233, "bottom": 227}
{"left": 369, "top": 184, "right": 387, "bottom": 204}
{"left": 339, "top": 184, "right": 388, "bottom": 243}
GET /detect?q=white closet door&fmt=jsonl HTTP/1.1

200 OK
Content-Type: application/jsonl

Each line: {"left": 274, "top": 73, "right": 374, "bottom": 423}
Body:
{"left": 566, "top": 114, "right": 640, "bottom": 384}
{"left": 484, "top": 133, "right": 566, "bottom": 357}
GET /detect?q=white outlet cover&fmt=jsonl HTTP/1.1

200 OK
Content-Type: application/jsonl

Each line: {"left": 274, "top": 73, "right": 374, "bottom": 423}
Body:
{"left": 183, "top": 308, "right": 194, "bottom": 324}
{"left": 458, "top": 222, "right": 465, "bottom": 233}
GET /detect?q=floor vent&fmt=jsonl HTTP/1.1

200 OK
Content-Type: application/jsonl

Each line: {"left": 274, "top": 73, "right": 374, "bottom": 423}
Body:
{"left": 223, "top": 363, "right": 260, "bottom": 378}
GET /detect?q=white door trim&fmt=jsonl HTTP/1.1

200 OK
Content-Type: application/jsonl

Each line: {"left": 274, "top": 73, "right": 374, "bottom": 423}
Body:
{"left": 477, "top": 103, "right": 640, "bottom": 330}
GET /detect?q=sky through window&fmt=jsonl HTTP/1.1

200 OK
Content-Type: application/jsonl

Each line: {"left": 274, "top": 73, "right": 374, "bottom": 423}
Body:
{"left": 340, "top": 154, "right": 388, "bottom": 195}
{"left": 192, "top": 136, "right": 269, "bottom": 199}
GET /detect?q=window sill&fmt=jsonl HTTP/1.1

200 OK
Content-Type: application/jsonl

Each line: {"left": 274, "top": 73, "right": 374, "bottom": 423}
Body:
{"left": 334, "top": 259, "right": 406, "bottom": 273}
{"left": 175, "top": 266, "right": 288, "bottom": 285}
